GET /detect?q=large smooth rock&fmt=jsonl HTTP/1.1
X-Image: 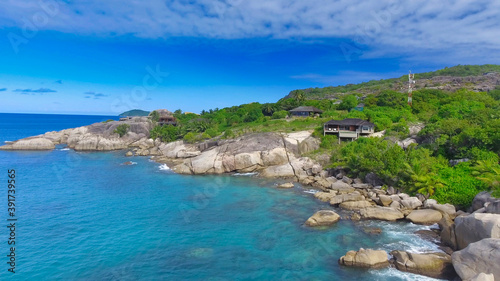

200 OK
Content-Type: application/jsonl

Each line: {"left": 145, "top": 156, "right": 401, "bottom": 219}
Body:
{"left": 391, "top": 251, "right": 455, "bottom": 279}
{"left": 330, "top": 181, "right": 354, "bottom": 192}
{"left": 378, "top": 195, "right": 393, "bottom": 207}
{"left": 471, "top": 191, "right": 496, "bottom": 212}
{"left": 359, "top": 207, "right": 405, "bottom": 221}
{"left": 339, "top": 248, "right": 389, "bottom": 268}
{"left": 305, "top": 210, "right": 340, "bottom": 227}
{"left": 406, "top": 209, "right": 443, "bottom": 225}
{"left": 329, "top": 193, "right": 365, "bottom": 205}
{"left": 439, "top": 213, "right": 458, "bottom": 250}
{"left": 314, "top": 191, "right": 338, "bottom": 202}
{"left": 469, "top": 273, "right": 495, "bottom": 281}
{"left": 452, "top": 238, "right": 500, "bottom": 280}
{"left": 190, "top": 148, "right": 220, "bottom": 174}
{"left": 234, "top": 152, "right": 263, "bottom": 172}
{"left": 339, "top": 200, "right": 373, "bottom": 210}
{"left": 485, "top": 201, "right": 500, "bottom": 214}
{"left": 364, "top": 172, "right": 383, "bottom": 186}
{"left": 401, "top": 197, "right": 423, "bottom": 210}
{"left": 261, "top": 147, "right": 289, "bottom": 166}
{"left": 455, "top": 213, "right": 500, "bottom": 249}
{"left": 0, "top": 137, "right": 55, "bottom": 150}
{"left": 260, "top": 164, "right": 295, "bottom": 178}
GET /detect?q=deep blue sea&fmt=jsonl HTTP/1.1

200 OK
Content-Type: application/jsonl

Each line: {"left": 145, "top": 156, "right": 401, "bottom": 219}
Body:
{"left": 0, "top": 113, "right": 442, "bottom": 280}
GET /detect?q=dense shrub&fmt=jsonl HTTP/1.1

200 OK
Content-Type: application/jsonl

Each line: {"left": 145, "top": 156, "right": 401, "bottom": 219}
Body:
{"left": 114, "top": 124, "right": 130, "bottom": 137}
{"left": 183, "top": 132, "right": 197, "bottom": 143}
{"left": 150, "top": 125, "right": 179, "bottom": 142}
{"left": 272, "top": 110, "right": 288, "bottom": 119}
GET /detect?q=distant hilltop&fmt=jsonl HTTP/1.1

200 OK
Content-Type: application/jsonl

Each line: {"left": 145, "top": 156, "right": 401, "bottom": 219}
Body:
{"left": 283, "top": 64, "right": 500, "bottom": 100}
{"left": 119, "top": 109, "right": 150, "bottom": 117}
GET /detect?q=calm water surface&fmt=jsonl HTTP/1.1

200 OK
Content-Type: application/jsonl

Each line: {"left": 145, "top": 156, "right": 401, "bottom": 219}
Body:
{"left": 0, "top": 113, "right": 442, "bottom": 280}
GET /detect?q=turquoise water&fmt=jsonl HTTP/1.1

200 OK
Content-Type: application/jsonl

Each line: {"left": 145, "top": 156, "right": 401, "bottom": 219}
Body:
{"left": 0, "top": 113, "right": 441, "bottom": 280}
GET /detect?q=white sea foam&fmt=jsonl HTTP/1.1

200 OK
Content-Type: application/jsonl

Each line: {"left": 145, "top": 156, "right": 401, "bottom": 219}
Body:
{"left": 233, "top": 172, "right": 258, "bottom": 176}
{"left": 303, "top": 189, "right": 318, "bottom": 194}
{"left": 371, "top": 267, "right": 444, "bottom": 281}
{"left": 130, "top": 162, "right": 137, "bottom": 165}
{"left": 364, "top": 221, "right": 442, "bottom": 254}
{"left": 159, "top": 164, "right": 171, "bottom": 171}
{"left": 4, "top": 141, "right": 13, "bottom": 144}
{"left": 60, "top": 148, "right": 70, "bottom": 151}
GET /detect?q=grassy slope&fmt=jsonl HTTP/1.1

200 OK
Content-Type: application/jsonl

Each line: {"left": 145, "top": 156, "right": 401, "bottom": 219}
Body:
{"left": 285, "top": 64, "right": 500, "bottom": 100}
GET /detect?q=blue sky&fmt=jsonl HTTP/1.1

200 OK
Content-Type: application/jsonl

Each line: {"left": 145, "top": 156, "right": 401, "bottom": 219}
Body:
{"left": 1, "top": 0, "right": 499, "bottom": 115}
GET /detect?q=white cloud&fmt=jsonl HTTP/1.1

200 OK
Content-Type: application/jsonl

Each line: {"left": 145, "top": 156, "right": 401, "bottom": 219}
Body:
{"left": 2, "top": 0, "right": 500, "bottom": 62}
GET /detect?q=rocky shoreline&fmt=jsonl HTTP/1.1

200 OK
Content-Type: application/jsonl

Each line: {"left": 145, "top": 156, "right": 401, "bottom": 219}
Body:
{"left": 2, "top": 117, "right": 499, "bottom": 280}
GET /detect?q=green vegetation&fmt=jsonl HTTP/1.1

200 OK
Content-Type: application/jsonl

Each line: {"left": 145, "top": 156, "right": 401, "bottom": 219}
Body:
{"left": 102, "top": 119, "right": 114, "bottom": 123}
{"left": 114, "top": 124, "right": 130, "bottom": 137}
{"left": 146, "top": 65, "right": 499, "bottom": 208}
{"left": 283, "top": 64, "right": 500, "bottom": 100}
{"left": 119, "top": 109, "right": 150, "bottom": 117}
{"left": 149, "top": 110, "right": 160, "bottom": 122}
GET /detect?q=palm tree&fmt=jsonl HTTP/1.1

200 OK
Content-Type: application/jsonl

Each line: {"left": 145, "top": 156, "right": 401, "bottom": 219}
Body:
{"left": 404, "top": 163, "right": 444, "bottom": 197}
{"left": 472, "top": 160, "right": 500, "bottom": 196}
{"left": 262, "top": 103, "right": 275, "bottom": 116}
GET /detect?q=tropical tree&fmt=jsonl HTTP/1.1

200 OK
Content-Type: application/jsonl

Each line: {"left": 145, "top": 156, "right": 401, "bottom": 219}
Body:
{"left": 472, "top": 160, "right": 500, "bottom": 196}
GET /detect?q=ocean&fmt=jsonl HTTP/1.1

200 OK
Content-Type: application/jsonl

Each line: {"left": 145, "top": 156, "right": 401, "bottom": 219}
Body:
{"left": 0, "top": 113, "right": 443, "bottom": 280}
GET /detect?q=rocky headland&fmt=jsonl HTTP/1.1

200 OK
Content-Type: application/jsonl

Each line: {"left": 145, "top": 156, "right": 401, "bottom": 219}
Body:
{"left": 2, "top": 116, "right": 499, "bottom": 280}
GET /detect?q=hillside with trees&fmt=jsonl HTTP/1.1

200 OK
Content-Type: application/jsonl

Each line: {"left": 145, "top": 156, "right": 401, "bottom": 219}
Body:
{"left": 148, "top": 64, "right": 500, "bottom": 208}
{"left": 283, "top": 64, "right": 500, "bottom": 100}
{"left": 119, "top": 109, "right": 150, "bottom": 117}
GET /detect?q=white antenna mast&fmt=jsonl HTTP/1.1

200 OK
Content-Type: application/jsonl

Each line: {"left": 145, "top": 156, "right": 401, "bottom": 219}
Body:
{"left": 408, "top": 71, "right": 415, "bottom": 106}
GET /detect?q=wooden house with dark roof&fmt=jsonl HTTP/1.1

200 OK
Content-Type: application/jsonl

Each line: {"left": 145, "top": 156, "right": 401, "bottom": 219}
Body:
{"left": 324, "top": 118, "right": 375, "bottom": 141}
{"left": 289, "top": 106, "right": 323, "bottom": 117}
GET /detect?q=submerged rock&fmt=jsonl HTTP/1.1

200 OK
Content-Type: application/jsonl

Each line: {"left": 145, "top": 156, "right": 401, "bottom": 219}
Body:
{"left": 391, "top": 250, "right": 455, "bottom": 279}
{"left": 452, "top": 238, "right": 500, "bottom": 280}
{"left": 339, "top": 248, "right": 389, "bottom": 268}
{"left": 305, "top": 210, "right": 340, "bottom": 227}
{"left": 277, "top": 182, "right": 294, "bottom": 189}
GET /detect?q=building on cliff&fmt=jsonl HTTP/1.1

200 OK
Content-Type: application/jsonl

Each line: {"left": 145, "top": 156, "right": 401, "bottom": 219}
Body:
{"left": 323, "top": 118, "right": 375, "bottom": 141}
{"left": 289, "top": 106, "right": 323, "bottom": 117}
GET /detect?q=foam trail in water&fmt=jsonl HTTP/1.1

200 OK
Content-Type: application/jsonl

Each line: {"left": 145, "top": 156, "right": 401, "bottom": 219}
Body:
{"left": 233, "top": 172, "right": 258, "bottom": 176}
{"left": 372, "top": 267, "right": 445, "bottom": 281}
{"left": 159, "top": 164, "right": 170, "bottom": 171}
{"left": 303, "top": 189, "right": 318, "bottom": 194}
{"left": 60, "top": 148, "right": 70, "bottom": 151}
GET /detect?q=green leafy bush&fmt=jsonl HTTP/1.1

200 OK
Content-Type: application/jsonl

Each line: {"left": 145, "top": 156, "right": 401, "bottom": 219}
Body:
{"left": 320, "top": 135, "right": 338, "bottom": 149}
{"left": 114, "top": 124, "right": 130, "bottom": 137}
{"left": 272, "top": 110, "right": 288, "bottom": 119}
{"left": 183, "top": 132, "right": 197, "bottom": 143}
{"left": 432, "top": 163, "right": 486, "bottom": 208}
{"left": 150, "top": 125, "right": 179, "bottom": 142}
{"left": 149, "top": 110, "right": 160, "bottom": 122}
